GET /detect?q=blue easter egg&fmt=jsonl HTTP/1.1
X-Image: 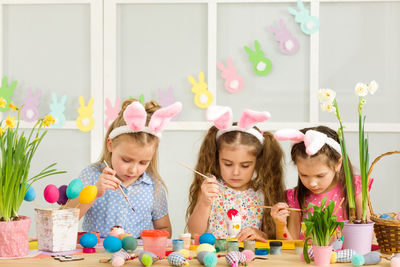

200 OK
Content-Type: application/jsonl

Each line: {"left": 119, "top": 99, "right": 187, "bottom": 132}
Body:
{"left": 199, "top": 233, "right": 216, "bottom": 245}
{"left": 24, "top": 184, "right": 36, "bottom": 202}
{"left": 80, "top": 233, "right": 98, "bottom": 248}
{"left": 66, "top": 179, "right": 83, "bottom": 199}
{"left": 103, "top": 236, "right": 122, "bottom": 253}
{"left": 379, "top": 213, "right": 393, "bottom": 220}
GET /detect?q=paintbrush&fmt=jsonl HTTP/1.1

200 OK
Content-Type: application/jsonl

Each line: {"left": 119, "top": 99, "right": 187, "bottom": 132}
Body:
{"left": 103, "top": 161, "right": 135, "bottom": 212}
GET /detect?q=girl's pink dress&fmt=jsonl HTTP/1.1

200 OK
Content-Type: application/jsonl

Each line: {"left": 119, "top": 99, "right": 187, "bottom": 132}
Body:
{"left": 286, "top": 175, "right": 373, "bottom": 239}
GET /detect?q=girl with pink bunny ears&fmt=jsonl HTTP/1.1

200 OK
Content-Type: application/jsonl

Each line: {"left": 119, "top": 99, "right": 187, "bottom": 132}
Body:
{"left": 186, "top": 105, "right": 286, "bottom": 241}
{"left": 271, "top": 126, "right": 371, "bottom": 240}
{"left": 68, "top": 99, "right": 182, "bottom": 238}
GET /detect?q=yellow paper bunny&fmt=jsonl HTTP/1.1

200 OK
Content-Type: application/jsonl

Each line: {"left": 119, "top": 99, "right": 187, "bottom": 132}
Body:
{"left": 188, "top": 72, "right": 213, "bottom": 109}
{"left": 76, "top": 96, "right": 94, "bottom": 132}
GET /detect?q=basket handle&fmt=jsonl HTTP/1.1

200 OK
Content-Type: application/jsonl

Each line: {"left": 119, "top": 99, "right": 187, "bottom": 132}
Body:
{"left": 367, "top": 151, "right": 400, "bottom": 217}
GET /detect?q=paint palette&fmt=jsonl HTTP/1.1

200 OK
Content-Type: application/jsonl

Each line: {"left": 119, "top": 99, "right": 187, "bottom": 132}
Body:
{"left": 52, "top": 255, "right": 84, "bottom": 262}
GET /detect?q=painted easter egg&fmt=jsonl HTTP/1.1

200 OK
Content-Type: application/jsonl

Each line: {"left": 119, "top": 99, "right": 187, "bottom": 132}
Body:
{"left": 80, "top": 232, "right": 98, "bottom": 248}
{"left": 395, "top": 213, "right": 400, "bottom": 220}
{"left": 24, "top": 184, "right": 36, "bottom": 202}
{"left": 196, "top": 243, "right": 216, "bottom": 255}
{"left": 109, "top": 225, "right": 125, "bottom": 238}
{"left": 122, "top": 236, "right": 138, "bottom": 252}
{"left": 379, "top": 213, "right": 393, "bottom": 220}
{"left": 44, "top": 184, "right": 59, "bottom": 203}
{"left": 78, "top": 185, "right": 98, "bottom": 204}
{"left": 199, "top": 233, "right": 216, "bottom": 245}
{"left": 103, "top": 236, "right": 122, "bottom": 253}
{"left": 66, "top": 178, "right": 83, "bottom": 199}
{"left": 57, "top": 185, "right": 68, "bottom": 205}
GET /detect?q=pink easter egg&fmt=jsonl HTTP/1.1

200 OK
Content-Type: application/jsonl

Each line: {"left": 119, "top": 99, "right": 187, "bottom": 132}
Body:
{"left": 44, "top": 184, "right": 60, "bottom": 203}
{"left": 395, "top": 213, "right": 400, "bottom": 220}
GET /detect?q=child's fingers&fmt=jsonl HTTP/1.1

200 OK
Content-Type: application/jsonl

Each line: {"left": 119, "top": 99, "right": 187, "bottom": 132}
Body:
{"left": 102, "top": 180, "right": 119, "bottom": 190}
{"left": 103, "top": 167, "right": 116, "bottom": 176}
{"left": 103, "top": 174, "right": 121, "bottom": 185}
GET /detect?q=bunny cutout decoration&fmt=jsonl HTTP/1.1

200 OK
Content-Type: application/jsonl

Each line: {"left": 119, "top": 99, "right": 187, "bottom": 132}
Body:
{"left": 217, "top": 57, "right": 244, "bottom": 93}
{"left": 274, "top": 129, "right": 342, "bottom": 156}
{"left": 207, "top": 105, "right": 271, "bottom": 144}
{"left": 109, "top": 101, "right": 182, "bottom": 139}
{"left": 21, "top": 88, "right": 42, "bottom": 122}
{"left": 288, "top": 0, "right": 320, "bottom": 35}
{"left": 244, "top": 40, "right": 272, "bottom": 76}
{"left": 158, "top": 87, "right": 179, "bottom": 120}
{"left": 104, "top": 97, "right": 121, "bottom": 130}
{"left": 50, "top": 93, "right": 67, "bottom": 128}
{"left": 269, "top": 20, "right": 299, "bottom": 55}
{"left": 188, "top": 72, "right": 213, "bottom": 109}
{"left": 0, "top": 76, "right": 17, "bottom": 112}
{"left": 76, "top": 96, "right": 95, "bottom": 132}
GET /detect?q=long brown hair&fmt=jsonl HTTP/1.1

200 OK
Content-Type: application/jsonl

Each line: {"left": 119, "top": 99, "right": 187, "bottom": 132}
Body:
{"left": 291, "top": 125, "right": 355, "bottom": 218}
{"left": 186, "top": 125, "right": 285, "bottom": 239}
{"left": 97, "top": 98, "right": 167, "bottom": 201}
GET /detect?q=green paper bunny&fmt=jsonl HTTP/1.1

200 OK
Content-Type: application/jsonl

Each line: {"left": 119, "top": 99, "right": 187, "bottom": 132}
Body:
{"left": 244, "top": 40, "right": 272, "bottom": 76}
{"left": 0, "top": 76, "right": 17, "bottom": 112}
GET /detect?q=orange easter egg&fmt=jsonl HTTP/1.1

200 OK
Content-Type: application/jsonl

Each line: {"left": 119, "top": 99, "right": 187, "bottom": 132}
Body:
{"left": 79, "top": 185, "right": 98, "bottom": 204}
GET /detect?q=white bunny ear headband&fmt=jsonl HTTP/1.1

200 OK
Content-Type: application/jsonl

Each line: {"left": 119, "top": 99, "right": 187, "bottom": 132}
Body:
{"left": 274, "top": 129, "right": 342, "bottom": 156}
{"left": 206, "top": 105, "right": 271, "bottom": 144}
{"left": 109, "top": 101, "right": 182, "bottom": 139}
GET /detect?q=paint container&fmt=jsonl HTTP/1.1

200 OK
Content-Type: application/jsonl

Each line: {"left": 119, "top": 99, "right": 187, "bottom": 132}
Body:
{"left": 194, "top": 233, "right": 201, "bottom": 245}
{"left": 269, "top": 241, "right": 282, "bottom": 255}
{"left": 178, "top": 233, "right": 191, "bottom": 249}
{"left": 295, "top": 241, "right": 304, "bottom": 255}
{"left": 215, "top": 239, "right": 227, "bottom": 252}
{"left": 141, "top": 229, "right": 169, "bottom": 257}
{"left": 35, "top": 208, "right": 79, "bottom": 252}
{"left": 227, "top": 239, "right": 239, "bottom": 252}
{"left": 172, "top": 239, "right": 184, "bottom": 251}
{"left": 244, "top": 240, "right": 255, "bottom": 252}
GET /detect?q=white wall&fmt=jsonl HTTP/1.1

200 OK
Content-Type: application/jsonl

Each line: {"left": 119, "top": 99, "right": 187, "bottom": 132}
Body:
{"left": 1, "top": 0, "right": 399, "bottom": 238}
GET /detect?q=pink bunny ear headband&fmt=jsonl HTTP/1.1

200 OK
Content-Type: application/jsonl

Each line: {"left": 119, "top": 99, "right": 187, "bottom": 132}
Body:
{"left": 206, "top": 105, "right": 271, "bottom": 144}
{"left": 274, "top": 129, "right": 342, "bottom": 156}
{"left": 109, "top": 101, "right": 182, "bottom": 139}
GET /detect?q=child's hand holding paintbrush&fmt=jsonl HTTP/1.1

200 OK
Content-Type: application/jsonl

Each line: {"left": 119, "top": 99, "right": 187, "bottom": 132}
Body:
{"left": 178, "top": 162, "right": 219, "bottom": 207}
{"left": 102, "top": 161, "right": 135, "bottom": 212}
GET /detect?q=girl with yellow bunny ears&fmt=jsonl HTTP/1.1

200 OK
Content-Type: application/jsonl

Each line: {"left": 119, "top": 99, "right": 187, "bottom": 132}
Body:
{"left": 186, "top": 105, "right": 286, "bottom": 241}
{"left": 68, "top": 99, "right": 182, "bottom": 238}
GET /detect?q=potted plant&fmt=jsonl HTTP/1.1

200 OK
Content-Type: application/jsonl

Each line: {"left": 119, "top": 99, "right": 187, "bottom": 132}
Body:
{"left": 303, "top": 196, "right": 344, "bottom": 266}
{"left": 0, "top": 94, "right": 65, "bottom": 257}
{"left": 317, "top": 80, "right": 378, "bottom": 254}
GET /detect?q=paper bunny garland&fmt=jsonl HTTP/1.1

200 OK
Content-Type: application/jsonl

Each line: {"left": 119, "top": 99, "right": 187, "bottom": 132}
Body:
{"left": 109, "top": 101, "right": 182, "bottom": 139}
{"left": 269, "top": 20, "right": 299, "bottom": 55}
{"left": 217, "top": 58, "right": 244, "bottom": 93}
{"left": 274, "top": 129, "right": 342, "bottom": 156}
{"left": 206, "top": 105, "right": 271, "bottom": 144}
{"left": 288, "top": 0, "right": 320, "bottom": 35}
{"left": 21, "top": 88, "right": 42, "bottom": 122}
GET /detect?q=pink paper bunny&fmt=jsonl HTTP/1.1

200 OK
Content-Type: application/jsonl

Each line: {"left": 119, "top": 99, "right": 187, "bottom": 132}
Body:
{"left": 21, "top": 88, "right": 42, "bottom": 122}
{"left": 217, "top": 58, "right": 244, "bottom": 93}
{"left": 158, "top": 87, "right": 179, "bottom": 120}
{"left": 269, "top": 20, "right": 299, "bottom": 55}
{"left": 104, "top": 97, "right": 121, "bottom": 130}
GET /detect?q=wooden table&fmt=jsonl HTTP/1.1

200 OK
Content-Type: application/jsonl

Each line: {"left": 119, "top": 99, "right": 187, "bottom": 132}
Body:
{"left": 0, "top": 249, "right": 391, "bottom": 267}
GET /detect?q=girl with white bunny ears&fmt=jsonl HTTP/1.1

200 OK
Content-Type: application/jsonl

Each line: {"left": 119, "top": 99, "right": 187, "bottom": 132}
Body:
{"left": 69, "top": 99, "right": 182, "bottom": 238}
{"left": 271, "top": 125, "right": 370, "bottom": 240}
{"left": 186, "top": 105, "right": 286, "bottom": 241}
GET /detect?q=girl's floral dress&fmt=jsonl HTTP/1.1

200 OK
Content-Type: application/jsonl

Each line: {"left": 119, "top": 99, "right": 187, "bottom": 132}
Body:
{"left": 207, "top": 179, "right": 264, "bottom": 239}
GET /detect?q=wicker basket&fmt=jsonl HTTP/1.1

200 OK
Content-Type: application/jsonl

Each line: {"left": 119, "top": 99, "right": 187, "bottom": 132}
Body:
{"left": 367, "top": 151, "right": 400, "bottom": 254}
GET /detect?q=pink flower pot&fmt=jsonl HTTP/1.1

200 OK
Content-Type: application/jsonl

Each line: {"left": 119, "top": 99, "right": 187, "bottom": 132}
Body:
{"left": 0, "top": 216, "right": 31, "bottom": 257}
{"left": 313, "top": 245, "right": 332, "bottom": 266}
{"left": 342, "top": 220, "right": 374, "bottom": 254}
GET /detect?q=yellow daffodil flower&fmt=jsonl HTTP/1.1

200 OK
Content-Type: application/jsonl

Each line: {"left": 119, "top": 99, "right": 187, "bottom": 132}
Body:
{"left": 43, "top": 114, "right": 55, "bottom": 127}
{"left": 5, "top": 116, "right": 16, "bottom": 129}
{"left": 8, "top": 102, "right": 18, "bottom": 111}
{"left": 0, "top": 98, "right": 6, "bottom": 108}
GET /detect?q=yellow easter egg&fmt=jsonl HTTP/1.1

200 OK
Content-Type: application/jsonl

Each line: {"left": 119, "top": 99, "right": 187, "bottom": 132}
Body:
{"left": 179, "top": 249, "right": 190, "bottom": 258}
{"left": 79, "top": 185, "right": 98, "bottom": 204}
{"left": 196, "top": 243, "right": 216, "bottom": 255}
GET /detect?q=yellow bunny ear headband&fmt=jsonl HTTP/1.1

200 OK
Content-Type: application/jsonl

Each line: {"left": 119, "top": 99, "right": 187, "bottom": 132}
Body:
{"left": 109, "top": 101, "right": 182, "bottom": 139}
{"left": 206, "top": 105, "right": 271, "bottom": 144}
